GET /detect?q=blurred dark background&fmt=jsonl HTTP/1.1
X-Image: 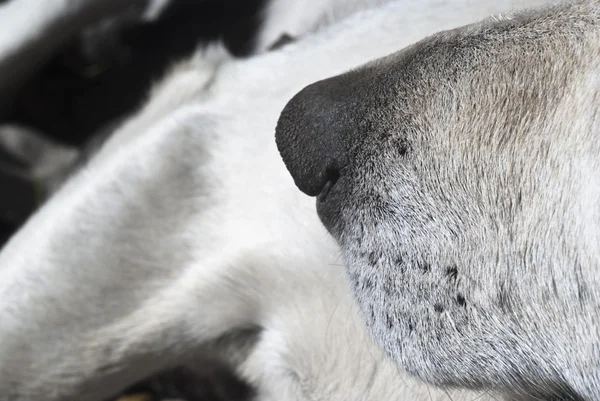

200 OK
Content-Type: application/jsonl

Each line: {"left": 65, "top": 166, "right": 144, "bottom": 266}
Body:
{"left": 0, "top": 0, "right": 267, "bottom": 247}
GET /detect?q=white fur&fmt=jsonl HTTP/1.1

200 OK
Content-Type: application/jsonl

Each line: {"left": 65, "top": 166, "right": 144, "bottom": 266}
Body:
{"left": 255, "top": 0, "right": 391, "bottom": 51}
{"left": 0, "top": 0, "right": 550, "bottom": 400}
{"left": 142, "top": 0, "right": 173, "bottom": 21}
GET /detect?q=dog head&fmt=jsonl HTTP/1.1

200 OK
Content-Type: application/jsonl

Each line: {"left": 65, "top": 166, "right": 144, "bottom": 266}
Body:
{"left": 276, "top": 1, "right": 600, "bottom": 399}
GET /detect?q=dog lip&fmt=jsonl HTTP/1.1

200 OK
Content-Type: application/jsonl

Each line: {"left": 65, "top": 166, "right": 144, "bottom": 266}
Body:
{"left": 317, "top": 169, "right": 340, "bottom": 202}
{"left": 317, "top": 180, "right": 334, "bottom": 202}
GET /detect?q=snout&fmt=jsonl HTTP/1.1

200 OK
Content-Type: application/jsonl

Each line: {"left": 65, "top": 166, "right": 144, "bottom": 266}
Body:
{"left": 275, "top": 73, "right": 362, "bottom": 199}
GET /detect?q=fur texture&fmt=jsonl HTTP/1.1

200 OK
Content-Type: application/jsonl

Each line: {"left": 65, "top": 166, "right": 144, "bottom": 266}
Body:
{"left": 277, "top": 0, "right": 600, "bottom": 399}
{"left": 0, "top": 0, "right": 570, "bottom": 400}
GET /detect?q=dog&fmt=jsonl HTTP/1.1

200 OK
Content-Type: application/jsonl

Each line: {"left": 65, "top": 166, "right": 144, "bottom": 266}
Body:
{"left": 277, "top": 0, "right": 600, "bottom": 399}
{"left": 0, "top": 0, "right": 573, "bottom": 400}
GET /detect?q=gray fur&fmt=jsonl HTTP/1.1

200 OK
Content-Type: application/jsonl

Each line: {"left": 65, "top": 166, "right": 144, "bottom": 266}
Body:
{"left": 2, "top": 0, "right": 592, "bottom": 400}
{"left": 277, "top": 1, "right": 600, "bottom": 399}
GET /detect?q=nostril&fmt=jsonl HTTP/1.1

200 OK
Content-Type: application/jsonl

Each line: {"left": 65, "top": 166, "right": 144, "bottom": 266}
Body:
{"left": 318, "top": 168, "right": 340, "bottom": 202}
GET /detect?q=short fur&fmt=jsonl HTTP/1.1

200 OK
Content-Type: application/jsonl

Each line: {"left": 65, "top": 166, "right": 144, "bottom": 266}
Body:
{"left": 277, "top": 1, "right": 600, "bottom": 399}
{"left": 0, "top": 0, "right": 576, "bottom": 400}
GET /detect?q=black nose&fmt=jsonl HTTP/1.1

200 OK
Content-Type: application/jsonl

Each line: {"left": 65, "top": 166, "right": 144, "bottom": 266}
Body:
{"left": 275, "top": 75, "right": 357, "bottom": 197}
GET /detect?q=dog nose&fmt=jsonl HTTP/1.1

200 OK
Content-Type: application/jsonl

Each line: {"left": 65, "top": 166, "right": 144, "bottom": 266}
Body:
{"left": 276, "top": 76, "right": 356, "bottom": 197}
